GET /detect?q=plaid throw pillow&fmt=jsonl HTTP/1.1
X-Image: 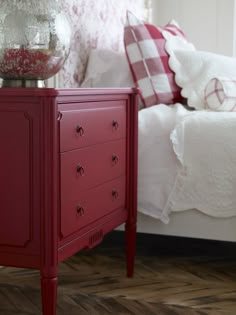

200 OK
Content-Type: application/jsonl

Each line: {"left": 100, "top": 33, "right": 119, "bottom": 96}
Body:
{"left": 124, "top": 11, "right": 186, "bottom": 107}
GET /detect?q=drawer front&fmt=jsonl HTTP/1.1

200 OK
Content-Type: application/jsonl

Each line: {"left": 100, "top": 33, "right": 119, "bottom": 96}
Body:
{"left": 60, "top": 102, "right": 126, "bottom": 152}
{"left": 60, "top": 176, "right": 126, "bottom": 239}
{"left": 61, "top": 139, "right": 126, "bottom": 192}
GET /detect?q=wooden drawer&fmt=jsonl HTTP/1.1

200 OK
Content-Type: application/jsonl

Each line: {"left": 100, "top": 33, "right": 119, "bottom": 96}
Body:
{"left": 61, "top": 139, "right": 126, "bottom": 192}
{"left": 60, "top": 176, "right": 126, "bottom": 239}
{"left": 60, "top": 101, "right": 126, "bottom": 152}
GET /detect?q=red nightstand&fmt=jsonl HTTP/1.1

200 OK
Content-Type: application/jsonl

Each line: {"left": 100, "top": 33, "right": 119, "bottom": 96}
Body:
{"left": 0, "top": 88, "right": 138, "bottom": 315}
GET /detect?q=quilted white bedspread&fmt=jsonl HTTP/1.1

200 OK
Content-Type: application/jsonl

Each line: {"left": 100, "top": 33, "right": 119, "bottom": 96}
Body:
{"left": 138, "top": 104, "right": 236, "bottom": 223}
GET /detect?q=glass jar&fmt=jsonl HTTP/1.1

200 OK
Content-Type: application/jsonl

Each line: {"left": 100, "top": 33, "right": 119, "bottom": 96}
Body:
{"left": 0, "top": 0, "right": 71, "bottom": 87}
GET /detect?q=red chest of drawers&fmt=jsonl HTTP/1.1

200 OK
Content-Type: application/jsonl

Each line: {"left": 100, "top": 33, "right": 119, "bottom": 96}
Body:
{"left": 0, "top": 88, "right": 138, "bottom": 315}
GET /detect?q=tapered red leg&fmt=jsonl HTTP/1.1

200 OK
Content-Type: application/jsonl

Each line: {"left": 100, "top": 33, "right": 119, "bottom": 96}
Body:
{"left": 41, "top": 276, "right": 58, "bottom": 315}
{"left": 125, "top": 222, "right": 137, "bottom": 277}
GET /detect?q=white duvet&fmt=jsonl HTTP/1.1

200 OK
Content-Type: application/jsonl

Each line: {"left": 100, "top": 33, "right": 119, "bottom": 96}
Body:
{"left": 138, "top": 104, "right": 236, "bottom": 223}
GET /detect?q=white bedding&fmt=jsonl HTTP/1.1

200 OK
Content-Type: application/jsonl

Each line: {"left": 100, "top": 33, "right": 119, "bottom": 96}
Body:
{"left": 138, "top": 103, "right": 187, "bottom": 223}
{"left": 138, "top": 104, "right": 236, "bottom": 223}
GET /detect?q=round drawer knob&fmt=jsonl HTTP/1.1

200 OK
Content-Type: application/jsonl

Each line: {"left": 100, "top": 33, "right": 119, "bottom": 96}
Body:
{"left": 112, "top": 120, "right": 119, "bottom": 130}
{"left": 112, "top": 189, "right": 119, "bottom": 199}
{"left": 77, "top": 164, "right": 85, "bottom": 176}
{"left": 77, "top": 204, "right": 85, "bottom": 216}
{"left": 112, "top": 154, "right": 119, "bottom": 164}
{"left": 76, "top": 124, "right": 84, "bottom": 136}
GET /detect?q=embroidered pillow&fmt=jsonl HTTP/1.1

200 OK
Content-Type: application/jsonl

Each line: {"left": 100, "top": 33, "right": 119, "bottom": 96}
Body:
{"left": 124, "top": 11, "right": 186, "bottom": 107}
{"left": 205, "top": 77, "right": 236, "bottom": 111}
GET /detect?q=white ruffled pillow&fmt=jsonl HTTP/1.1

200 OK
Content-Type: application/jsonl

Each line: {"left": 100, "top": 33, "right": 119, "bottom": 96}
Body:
{"left": 164, "top": 32, "right": 236, "bottom": 110}
{"left": 204, "top": 77, "right": 236, "bottom": 111}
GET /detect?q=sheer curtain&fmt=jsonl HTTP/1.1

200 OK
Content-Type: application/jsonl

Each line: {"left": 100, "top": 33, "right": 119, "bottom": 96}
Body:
{"left": 144, "top": 0, "right": 152, "bottom": 22}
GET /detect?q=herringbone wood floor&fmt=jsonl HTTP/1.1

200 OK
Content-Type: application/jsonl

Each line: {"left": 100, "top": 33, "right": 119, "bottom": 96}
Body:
{"left": 1, "top": 232, "right": 236, "bottom": 315}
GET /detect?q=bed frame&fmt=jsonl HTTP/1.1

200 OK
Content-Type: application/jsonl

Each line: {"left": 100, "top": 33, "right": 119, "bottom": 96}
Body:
{"left": 116, "top": 210, "right": 236, "bottom": 242}
{"left": 58, "top": 0, "right": 236, "bottom": 243}
{"left": 136, "top": 212, "right": 236, "bottom": 242}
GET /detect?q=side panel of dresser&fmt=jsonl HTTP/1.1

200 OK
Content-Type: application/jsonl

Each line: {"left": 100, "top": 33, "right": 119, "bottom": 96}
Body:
{"left": 0, "top": 98, "right": 41, "bottom": 268}
{"left": 0, "top": 96, "right": 59, "bottom": 271}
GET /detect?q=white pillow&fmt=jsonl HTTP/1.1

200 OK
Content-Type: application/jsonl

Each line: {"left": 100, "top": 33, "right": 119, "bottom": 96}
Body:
{"left": 165, "top": 34, "right": 236, "bottom": 109}
{"left": 81, "top": 49, "right": 134, "bottom": 88}
{"left": 205, "top": 77, "right": 236, "bottom": 111}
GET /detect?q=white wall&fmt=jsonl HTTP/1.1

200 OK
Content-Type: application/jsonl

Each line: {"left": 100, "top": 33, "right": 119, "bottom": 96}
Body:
{"left": 152, "top": 0, "right": 236, "bottom": 56}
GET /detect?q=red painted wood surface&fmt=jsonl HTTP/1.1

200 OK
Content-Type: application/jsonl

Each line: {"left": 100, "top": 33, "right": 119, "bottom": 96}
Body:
{"left": 0, "top": 111, "right": 31, "bottom": 247}
{"left": 60, "top": 101, "right": 126, "bottom": 152}
{"left": 60, "top": 139, "right": 126, "bottom": 192}
{"left": 0, "top": 88, "right": 138, "bottom": 315}
{"left": 61, "top": 176, "right": 126, "bottom": 238}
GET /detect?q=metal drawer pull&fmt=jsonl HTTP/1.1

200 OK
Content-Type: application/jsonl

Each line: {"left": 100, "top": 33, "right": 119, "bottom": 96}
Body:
{"left": 112, "top": 189, "right": 119, "bottom": 199}
{"left": 76, "top": 124, "right": 84, "bottom": 136}
{"left": 112, "top": 120, "right": 119, "bottom": 130}
{"left": 76, "top": 164, "right": 85, "bottom": 176}
{"left": 77, "top": 204, "right": 85, "bottom": 216}
{"left": 112, "top": 154, "right": 119, "bottom": 164}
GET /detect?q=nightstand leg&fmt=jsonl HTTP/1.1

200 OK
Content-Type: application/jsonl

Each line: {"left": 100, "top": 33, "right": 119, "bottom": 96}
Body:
{"left": 41, "top": 276, "right": 58, "bottom": 315}
{"left": 125, "top": 222, "right": 137, "bottom": 277}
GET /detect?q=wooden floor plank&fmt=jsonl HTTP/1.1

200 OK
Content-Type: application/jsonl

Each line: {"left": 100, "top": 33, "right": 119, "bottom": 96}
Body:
{"left": 1, "top": 232, "right": 236, "bottom": 314}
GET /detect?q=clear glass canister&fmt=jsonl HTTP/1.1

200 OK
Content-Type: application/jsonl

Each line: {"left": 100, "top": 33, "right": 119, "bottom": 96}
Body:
{"left": 0, "top": 0, "right": 71, "bottom": 87}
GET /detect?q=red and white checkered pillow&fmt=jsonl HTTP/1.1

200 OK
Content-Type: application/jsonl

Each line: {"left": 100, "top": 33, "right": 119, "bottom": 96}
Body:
{"left": 124, "top": 11, "right": 186, "bottom": 107}
{"left": 205, "top": 77, "right": 236, "bottom": 111}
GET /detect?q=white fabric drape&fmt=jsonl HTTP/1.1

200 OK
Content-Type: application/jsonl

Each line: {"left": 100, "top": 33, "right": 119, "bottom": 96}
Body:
{"left": 144, "top": 0, "right": 153, "bottom": 22}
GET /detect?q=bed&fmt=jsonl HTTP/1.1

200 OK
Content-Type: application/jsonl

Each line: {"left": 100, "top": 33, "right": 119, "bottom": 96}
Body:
{"left": 58, "top": 0, "right": 236, "bottom": 242}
